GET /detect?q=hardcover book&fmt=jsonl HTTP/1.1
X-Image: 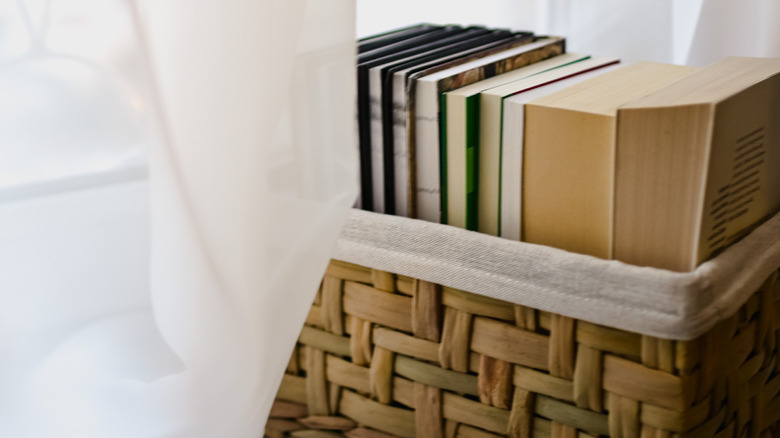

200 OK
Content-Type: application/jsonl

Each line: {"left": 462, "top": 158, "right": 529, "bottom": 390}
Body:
{"left": 368, "top": 29, "right": 517, "bottom": 214}
{"left": 387, "top": 32, "right": 535, "bottom": 217}
{"left": 410, "top": 36, "right": 566, "bottom": 223}
{"left": 366, "top": 27, "right": 498, "bottom": 213}
{"left": 441, "top": 53, "right": 590, "bottom": 231}
{"left": 357, "top": 26, "right": 464, "bottom": 209}
{"left": 358, "top": 23, "right": 442, "bottom": 54}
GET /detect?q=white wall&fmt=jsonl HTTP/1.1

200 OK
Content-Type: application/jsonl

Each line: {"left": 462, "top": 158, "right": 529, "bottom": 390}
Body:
{"left": 356, "top": 0, "right": 541, "bottom": 38}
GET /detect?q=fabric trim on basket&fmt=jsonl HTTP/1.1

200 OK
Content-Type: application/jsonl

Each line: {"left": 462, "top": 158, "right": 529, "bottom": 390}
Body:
{"left": 332, "top": 209, "right": 780, "bottom": 340}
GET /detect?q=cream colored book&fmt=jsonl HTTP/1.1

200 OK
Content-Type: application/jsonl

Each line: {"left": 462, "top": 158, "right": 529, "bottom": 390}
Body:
{"left": 614, "top": 56, "right": 780, "bottom": 271}
{"left": 441, "top": 52, "right": 588, "bottom": 230}
{"left": 523, "top": 62, "right": 699, "bottom": 258}
{"left": 497, "top": 60, "right": 621, "bottom": 241}
{"left": 478, "top": 56, "right": 619, "bottom": 238}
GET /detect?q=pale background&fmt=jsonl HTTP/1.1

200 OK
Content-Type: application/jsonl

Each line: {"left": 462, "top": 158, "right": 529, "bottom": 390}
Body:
{"left": 1, "top": 0, "right": 778, "bottom": 436}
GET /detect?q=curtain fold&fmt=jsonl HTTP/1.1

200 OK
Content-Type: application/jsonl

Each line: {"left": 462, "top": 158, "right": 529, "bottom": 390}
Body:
{"left": 1, "top": 0, "right": 357, "bottom": 436}
{"left": 539, "top": 0, "right": 780, "bottom": 65}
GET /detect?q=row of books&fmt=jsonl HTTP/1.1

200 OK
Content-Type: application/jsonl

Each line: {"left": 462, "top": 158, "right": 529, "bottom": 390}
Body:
{"left": 356, "top": 24, "right": 564, "bottom": 218}
{"left": 356, "top": 24, "right": 780, "bottom": 272}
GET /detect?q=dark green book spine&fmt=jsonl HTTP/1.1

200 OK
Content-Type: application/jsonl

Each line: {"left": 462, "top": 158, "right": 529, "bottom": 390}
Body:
{"left": 465, "top": 95, "right": 480, "bottom": 231}
{"left": 440, "top": 93, "right": 448, "bottom": 225}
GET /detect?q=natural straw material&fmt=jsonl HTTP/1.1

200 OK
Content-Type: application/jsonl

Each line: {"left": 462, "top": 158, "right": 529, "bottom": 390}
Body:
{"left": 268, "top": 210, "right": 780, "bottom": 436}
{"left": 268, "top": 260, "right": 780, "bottom": 437}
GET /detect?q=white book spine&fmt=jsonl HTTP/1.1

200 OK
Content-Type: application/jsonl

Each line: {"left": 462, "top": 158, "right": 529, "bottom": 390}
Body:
{"left": 369, "top": 67, "right": 385, "bottom": 213}
{"left": 414, "top": 79, "right": 441, "bottom": 223}
{"left": 500, "top": 98, "right": 525, "bottom": 241}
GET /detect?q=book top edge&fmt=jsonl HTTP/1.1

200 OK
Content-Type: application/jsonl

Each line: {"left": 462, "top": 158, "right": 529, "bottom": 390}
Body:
{"left": 621, "top": 56, "right": 780, "bottom": 109}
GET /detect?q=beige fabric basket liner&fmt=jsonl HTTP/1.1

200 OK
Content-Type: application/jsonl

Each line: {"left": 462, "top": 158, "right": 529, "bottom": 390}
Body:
{"left": 332, "top": 209, "right": 780, "bottom": 340}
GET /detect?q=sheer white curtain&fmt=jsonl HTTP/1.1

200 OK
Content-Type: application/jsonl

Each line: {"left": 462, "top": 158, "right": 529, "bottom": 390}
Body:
{"left": 1, "top": 0, "right": 356, "bottom": 436}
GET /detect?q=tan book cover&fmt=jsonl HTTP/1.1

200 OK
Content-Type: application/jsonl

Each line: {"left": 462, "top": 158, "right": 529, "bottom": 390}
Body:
{"left": 615, "top": 57, "right": 780, "bottom": 271}
{"left": 522, "top": 62, "right": 699, "bottom": 258}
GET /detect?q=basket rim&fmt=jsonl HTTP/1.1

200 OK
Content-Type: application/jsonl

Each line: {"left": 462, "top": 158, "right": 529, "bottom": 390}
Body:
{"left": 332, "top": 209, "right": 780, "bottom": 340}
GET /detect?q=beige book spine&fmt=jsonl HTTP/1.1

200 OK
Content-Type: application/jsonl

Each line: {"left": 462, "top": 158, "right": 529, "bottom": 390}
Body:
{"left": 478, "top": 92, "right": 504, "bottom": 236}
{"left": 446, "top": 95, "right": 468, "bottom": 228}
{"left": 522, "top": 106, "right": 615, "bottom": 259}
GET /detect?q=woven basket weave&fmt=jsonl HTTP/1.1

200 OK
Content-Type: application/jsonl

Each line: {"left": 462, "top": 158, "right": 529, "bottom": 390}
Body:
{"left": 267, "top": 258, "right": 780, "bottom": 438}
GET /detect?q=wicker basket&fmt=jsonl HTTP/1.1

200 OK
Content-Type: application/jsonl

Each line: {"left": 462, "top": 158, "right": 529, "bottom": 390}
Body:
{"left": 266, "top": 212, "right": 780, "bottom": 438}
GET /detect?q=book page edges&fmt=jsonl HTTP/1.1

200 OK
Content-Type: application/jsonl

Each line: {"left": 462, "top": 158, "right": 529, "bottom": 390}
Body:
{"left": 698, "top": 78, "right": 780, "bottom": 266}
{"left": 614, "top": 104, "right": 713, "bottom": 272}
